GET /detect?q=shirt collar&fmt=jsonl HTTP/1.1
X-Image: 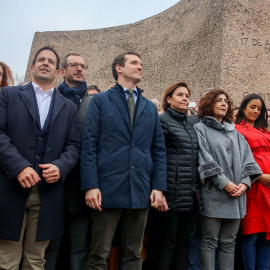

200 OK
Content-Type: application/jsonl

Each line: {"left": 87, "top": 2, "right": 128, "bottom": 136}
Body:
{"left": 32, "top": 81, "right": 54, "bottom": 95}
{"left": 123, "top": 87, "right": 138, "bottom": 95}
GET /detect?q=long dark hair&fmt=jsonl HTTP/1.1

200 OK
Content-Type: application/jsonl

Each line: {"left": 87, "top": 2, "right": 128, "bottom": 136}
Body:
{"left": 235, "top": 94, "right": 267, "bottom": 130}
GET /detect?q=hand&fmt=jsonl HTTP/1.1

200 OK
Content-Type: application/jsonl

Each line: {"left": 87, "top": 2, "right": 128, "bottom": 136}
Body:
{"left": 17, "top": 167, "right": 41, "bottom": 188}
{"left": 85, "top": 188, "right": 102, "bottom": 211}
{"left": 231, "top": 183, "right": 248, "bottom": 197}
{"left": 224, "top": 181, "right": 239, "bottom": 194}
{"left": 39, "top": 164, "right": 61, "bottom": 183}
{"left": 258, "top": 174, "right": 270, "bottom": 189}
{"left": 150, "top": 189, "right": 163, "bottom": 209}
{"left": 157, "top": 196, "right": 169, "bottom": 212}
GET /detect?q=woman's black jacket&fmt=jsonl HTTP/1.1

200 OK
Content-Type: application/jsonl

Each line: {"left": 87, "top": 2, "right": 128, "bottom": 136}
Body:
{"left": 160, "top": 108, "right": 203, "bottom": 212}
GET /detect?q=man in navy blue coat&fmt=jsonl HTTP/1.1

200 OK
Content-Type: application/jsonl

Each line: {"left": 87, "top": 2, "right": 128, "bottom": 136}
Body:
{"left": 0, "top": 46, "right": 81, "bottom": 269}
{"left": 81, "top": 51, "right": 167, "bottom": 269}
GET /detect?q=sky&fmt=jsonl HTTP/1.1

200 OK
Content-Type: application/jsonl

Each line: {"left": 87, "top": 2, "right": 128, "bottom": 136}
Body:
{"left": 1, "top": 0, "right": 180, "bottom": 83}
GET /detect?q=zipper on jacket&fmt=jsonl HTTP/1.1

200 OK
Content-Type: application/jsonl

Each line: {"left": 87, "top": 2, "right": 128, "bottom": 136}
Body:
{"left": 183, "top": 121, "right": 195, "bottom": 209}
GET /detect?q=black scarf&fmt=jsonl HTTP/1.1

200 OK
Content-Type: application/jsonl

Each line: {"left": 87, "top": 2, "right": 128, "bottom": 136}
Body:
{"left": 58, "top": 80, "right": 87, "bottom": 109}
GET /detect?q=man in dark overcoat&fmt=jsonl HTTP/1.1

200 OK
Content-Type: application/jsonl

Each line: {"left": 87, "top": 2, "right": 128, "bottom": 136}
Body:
{"left": 45, "top": 53, "right": 92, "bottom": 270}
{"left": 0, "top": 46, "right": 81, "bottom": 270}
{"left": 81, "top": 51, "right": 167, "bottom": 269}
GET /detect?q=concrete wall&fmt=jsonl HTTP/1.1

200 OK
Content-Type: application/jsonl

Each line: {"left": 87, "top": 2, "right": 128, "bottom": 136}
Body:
{"left": 25, "top": 0, "right": 270, "bottom": 106}
{"left": 220, "top": 0, "right": 270, "bottom": 105}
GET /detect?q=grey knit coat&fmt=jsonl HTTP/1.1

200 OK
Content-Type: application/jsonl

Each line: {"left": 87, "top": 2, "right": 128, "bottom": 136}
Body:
{"left": 194, "top": 116, "right": 262, "bottom": 219}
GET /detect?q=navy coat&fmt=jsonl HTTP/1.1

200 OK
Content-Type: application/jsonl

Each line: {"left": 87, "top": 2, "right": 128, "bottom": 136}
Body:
{"left": 0, "top": 82, "right": 81, "bottom": 241}
{"left": 81, "top": 83, "right": 167, "bottom": 209}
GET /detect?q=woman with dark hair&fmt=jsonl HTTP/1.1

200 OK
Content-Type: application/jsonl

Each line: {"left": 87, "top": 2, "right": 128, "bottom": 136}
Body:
{"left": 154, "top": 81, "right": 203, "bottom": 270}
{"left": 0, "top": 61, "right": 14, "bottom": 89}
{"left": 194, "top": 89, "right": 261, "bottom": 270}
{"left": 235, "top": 94, "right": 270, "bottom": 270}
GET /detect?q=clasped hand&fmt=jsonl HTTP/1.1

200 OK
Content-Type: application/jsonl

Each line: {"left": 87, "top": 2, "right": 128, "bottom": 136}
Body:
{"left": 224, "top": 181, "right": 248, "bottom": 197}
{"left": 17, "top": 164, "right": 61, "bottom": 188}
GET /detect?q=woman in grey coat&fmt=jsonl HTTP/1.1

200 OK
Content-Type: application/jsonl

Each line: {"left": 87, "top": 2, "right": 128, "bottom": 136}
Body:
{"left": 194, "top": 89, "right": 262, "bottom": 270}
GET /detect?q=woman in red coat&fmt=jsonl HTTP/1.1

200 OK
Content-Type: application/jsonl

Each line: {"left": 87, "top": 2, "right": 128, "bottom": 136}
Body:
{"left": 235, "top": 94, "right": 270, "bottom": 270}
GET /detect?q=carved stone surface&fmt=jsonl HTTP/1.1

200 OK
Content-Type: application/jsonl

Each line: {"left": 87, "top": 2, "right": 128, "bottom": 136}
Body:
{"left": 25, "top": 0, "right": 270, "bottom": 106}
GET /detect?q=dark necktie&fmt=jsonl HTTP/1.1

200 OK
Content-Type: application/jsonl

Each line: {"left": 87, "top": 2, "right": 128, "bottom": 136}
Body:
{"left": 126, "top": 89, "right": 135, "bottom": 130}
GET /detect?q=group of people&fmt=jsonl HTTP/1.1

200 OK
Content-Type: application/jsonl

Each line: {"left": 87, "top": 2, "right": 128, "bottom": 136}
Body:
{"left": 0, "top": 46, "right": 269, "bottom": 270}
{"left": 148, "top": 85, "right": 269, "bottom": 270}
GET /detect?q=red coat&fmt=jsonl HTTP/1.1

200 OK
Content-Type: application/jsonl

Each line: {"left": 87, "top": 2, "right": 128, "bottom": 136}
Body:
{"left": 236, "top": 122, "right": 270, "bottom": 239}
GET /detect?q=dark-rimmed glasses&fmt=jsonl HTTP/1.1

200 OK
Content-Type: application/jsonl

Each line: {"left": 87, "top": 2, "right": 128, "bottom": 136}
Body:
{"left": 65, "top": 63, "right": 88, "bottom": 70}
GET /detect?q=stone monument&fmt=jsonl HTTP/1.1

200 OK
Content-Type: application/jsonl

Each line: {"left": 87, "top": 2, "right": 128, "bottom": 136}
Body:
{"left": 25, "top": 0, "right": 270, "bottom": 106}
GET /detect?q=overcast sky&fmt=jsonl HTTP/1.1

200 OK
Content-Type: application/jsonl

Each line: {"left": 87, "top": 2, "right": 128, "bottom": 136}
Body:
{"left": 1, "top": 0, "right": 180, "bottom": 82}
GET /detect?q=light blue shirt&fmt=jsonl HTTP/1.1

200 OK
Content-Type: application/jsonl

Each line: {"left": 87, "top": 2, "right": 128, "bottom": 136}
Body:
{"left": 123, "top": 87, "right": 138, "bottom": 104}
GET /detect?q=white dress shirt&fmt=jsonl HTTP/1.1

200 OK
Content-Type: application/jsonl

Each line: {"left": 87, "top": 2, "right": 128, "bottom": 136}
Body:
{"left": 32, "top": 82, "right": 54, "bottom": 129}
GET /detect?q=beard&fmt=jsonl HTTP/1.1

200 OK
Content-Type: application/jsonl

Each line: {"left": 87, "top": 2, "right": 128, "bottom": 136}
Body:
{"left": 66, "top": 73, "right": 84, "bottom": 86}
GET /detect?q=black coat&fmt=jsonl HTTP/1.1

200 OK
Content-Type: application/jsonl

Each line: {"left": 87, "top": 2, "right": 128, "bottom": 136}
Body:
{"left": 63, "top": 92, "right": 92, "bottom": 213}
{"left": 160, "top": 108, "right": 203, "bottom": 212}
{"left": 0, "top": 83, "right": 81, "bottom": 241}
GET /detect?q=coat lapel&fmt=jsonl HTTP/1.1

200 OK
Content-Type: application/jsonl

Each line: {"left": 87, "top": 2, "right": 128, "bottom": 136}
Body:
{"left": 108, "top": 87, "right": 130, "bottom": 128}
{"left": 135, "top": 93, "right": 146, "bottom": 123}
{"left": 19, "top": 82, "right": 37, "bottom": 122}
{"left": 51, "top": 89, "right": 65, "bottom": 125}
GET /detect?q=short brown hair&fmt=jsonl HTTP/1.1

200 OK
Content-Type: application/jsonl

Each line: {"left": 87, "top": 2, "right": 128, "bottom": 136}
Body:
{"left": 60, "top": 53, "right": 81, "bottom": 68}
{"left": 32, "top": 45, "right": 60, "bottom": 70}
{"left": 112, "top": 51, "right": 140, "bottom": 81}
{"left": 162, "top": 81, "right": 191, "bottom": 111}
{"left": 198, "top": 89, "right": 233, "bottom": 123}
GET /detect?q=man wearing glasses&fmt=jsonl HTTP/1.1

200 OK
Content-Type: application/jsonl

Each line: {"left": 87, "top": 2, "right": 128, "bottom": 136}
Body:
{"left": 45, "top": 53, "right": 91, "bottom": 270}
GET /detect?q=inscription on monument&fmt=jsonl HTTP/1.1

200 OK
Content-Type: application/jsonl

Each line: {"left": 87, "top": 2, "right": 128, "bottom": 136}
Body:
{"left": 241, "top": 37, "right": 270, "bottom": 53}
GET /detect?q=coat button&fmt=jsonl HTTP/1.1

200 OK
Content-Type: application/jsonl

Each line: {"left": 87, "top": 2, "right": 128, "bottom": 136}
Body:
{"left": 36, "top": 155, "right": 40, "bottom": 160}
{"left": 227, "top": 149, "right": 230, "bottom": 153}
{"left": 131, "top": 166, "right": 135, "bottom": 170}
{"left": 29, "top": 144, "right": 35, "bottom": 150}
{"left": 132, "top": 144, "right": 135, "bottom": 147}
{"left": 38, "top": 137, "right": 42, "bottom": 141}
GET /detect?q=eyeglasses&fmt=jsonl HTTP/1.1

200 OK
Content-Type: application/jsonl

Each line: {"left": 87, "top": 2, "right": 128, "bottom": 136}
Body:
{"left": 65, "top": 63, "right": 88, "bottom": 70}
